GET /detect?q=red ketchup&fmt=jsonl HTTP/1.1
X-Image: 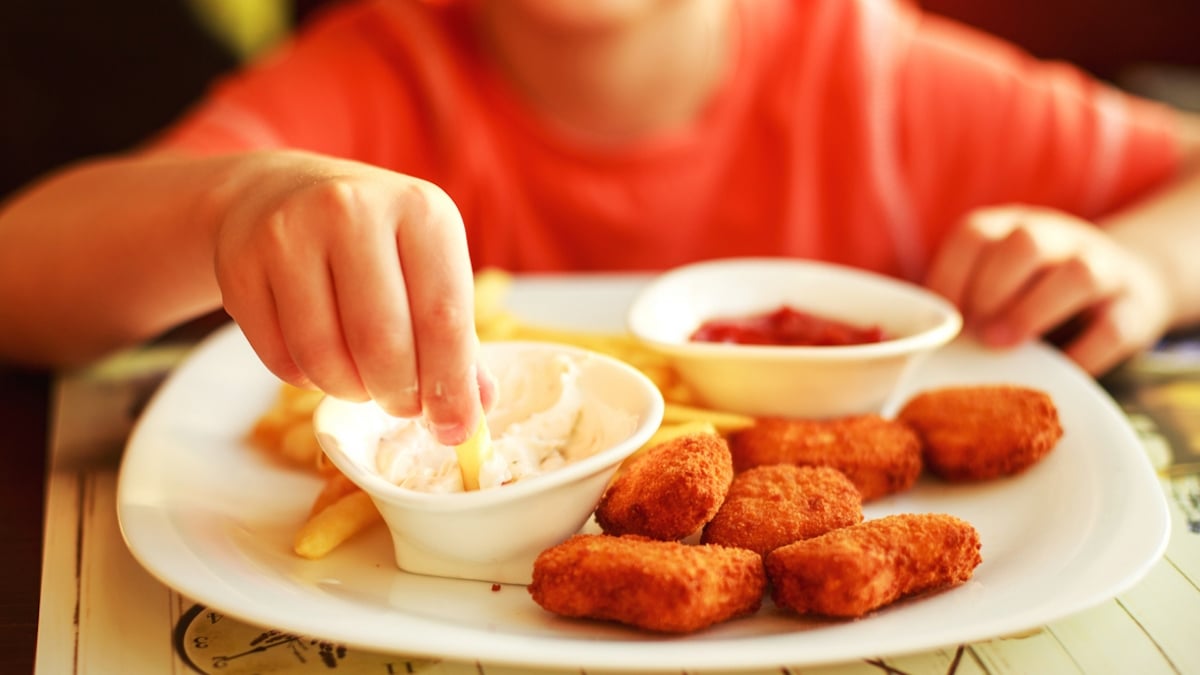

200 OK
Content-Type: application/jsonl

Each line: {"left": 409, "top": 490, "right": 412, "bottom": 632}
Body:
{"left": 689, "top": 305, "right": 886, "bottom": 346}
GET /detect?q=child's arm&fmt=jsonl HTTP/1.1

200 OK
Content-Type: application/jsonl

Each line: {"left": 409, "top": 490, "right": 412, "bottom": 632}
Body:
{"left": 1104, "top": 113, "right": 1200, "bottom": 328}
{"left": 0, "top": 148, "right": 484, "bottom": 444}
{"left": 924, "top": 111, "right": 1200, "bottom": 375}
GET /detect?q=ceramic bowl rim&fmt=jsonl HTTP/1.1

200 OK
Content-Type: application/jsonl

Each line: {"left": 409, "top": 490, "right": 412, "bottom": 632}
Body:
{"left": 626, "top": 257, "right": 963, "bottom": 362}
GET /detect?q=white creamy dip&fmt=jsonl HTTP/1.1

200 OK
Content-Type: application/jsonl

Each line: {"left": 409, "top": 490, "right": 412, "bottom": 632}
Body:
{"left": 374, "top": 350, "right": 638, "bottom": 492}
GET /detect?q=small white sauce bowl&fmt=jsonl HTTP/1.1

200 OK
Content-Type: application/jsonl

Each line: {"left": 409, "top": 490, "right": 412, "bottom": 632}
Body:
{"left": 312, "top": 341, "right": 665, "bottom": 585}
{"left": 627, "top": 258, "right": 962, "bottom": 419}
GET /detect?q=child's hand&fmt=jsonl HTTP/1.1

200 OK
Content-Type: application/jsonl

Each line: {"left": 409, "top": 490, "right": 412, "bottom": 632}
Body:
{"left": 924, "top": 205, "right": 1171, "bottom": 376}
{"left": 210, "top": 150, "right": 491, "bottom": 445}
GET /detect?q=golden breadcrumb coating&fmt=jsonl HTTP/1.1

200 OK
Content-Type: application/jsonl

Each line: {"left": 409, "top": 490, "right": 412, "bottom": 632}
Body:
{"left": 701, "top": 464, "right": 863, "bottom": 554}
{"left": 595, "top": 431, "right": 733, "bottom": 540}
{"left": 728, "top": 414, "right": 922, "bottom": 501}
{"left": 767, "top": 513, "right": 981, "bottom": 618}
{"left": 897, "top": 385, "right": 1062, "bottom": 481}
{"left": 529, "top": 534, "right": 766, "bottom": 633}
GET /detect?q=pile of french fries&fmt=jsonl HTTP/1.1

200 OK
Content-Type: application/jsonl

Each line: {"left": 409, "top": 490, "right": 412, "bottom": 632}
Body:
{"left": 249, "top": 268, "right": 756, "bottom": 560}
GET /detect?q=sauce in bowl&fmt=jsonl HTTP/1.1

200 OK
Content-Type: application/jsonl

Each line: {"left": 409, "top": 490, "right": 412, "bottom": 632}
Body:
{"left": 374, "top": 350, "right": 639, "bottom": 493}
{"left": 690, "top": 305, "right": 886, "bottom": 346}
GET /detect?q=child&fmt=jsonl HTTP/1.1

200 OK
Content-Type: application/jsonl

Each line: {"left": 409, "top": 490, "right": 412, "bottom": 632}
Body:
{"left": 1, "top": 0, "right": 1198, "bottom": 444}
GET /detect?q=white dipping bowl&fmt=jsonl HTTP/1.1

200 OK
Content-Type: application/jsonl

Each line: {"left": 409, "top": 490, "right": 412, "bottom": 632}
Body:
{"left": 313, "top": 341, "right": 664, "bottom": 585}
{"left": 627, "top": 257, "right": 962, "bottom": 419}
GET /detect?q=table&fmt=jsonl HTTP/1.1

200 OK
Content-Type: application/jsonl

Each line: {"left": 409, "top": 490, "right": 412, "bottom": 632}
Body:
{"left": 15, "top": 317, "right": 1200, "bottom": 674}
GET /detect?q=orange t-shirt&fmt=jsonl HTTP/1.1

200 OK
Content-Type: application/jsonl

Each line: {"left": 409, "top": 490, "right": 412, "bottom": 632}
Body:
{"left": 151, "top": 0, "right": 1181, "bottom": 281}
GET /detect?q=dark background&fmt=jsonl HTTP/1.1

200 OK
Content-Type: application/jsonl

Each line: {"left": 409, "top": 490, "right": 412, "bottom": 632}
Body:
{"left": 920, "top": 0, "right": 1200, "bottom": 84}
{"left": 0, "top": 0, "right": 340, "bottom": 200}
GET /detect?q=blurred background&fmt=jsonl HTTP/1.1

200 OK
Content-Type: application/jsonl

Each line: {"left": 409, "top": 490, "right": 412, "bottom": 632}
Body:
{"left": 1, "top": 0, "right": 1198, "bottom": 203}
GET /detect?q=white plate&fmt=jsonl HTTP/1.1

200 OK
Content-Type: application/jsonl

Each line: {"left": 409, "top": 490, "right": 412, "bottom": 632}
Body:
{"left": 117, "top": 275, "right": 1169, "bottom": 672}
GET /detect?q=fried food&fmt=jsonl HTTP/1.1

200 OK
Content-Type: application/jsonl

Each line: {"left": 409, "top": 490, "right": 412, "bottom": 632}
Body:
{"left": 473, "top": 267, "right": 695, "bottom": 404}
{"left": 616, "top": 420, "right": 719, "bottom": 477}
{"left": 293, "top": 490, "right": 382, "bottom": 560}
{"left": 727, "top": 414, "right": 922, "bottom": 501}
{"left": 250, "top": 383, "right": 329, "bottom": 471}
{"left": 308, "top": 471, "right": 360, "bottom": 516}
{"left": 453, "top": 413, "right": 492, "bottom": 491}
{"left": 595, "top": 431, "right": 734, "bottom": 540}
{"left": 701, "top": 465, "right": 863, "bottom": 555}
{"left": 529, "top": 534, "right": 766, "bottom": 633}
{"left": 766, "top": 513, "right": 981, "bottom": 618}
{"left": 897, "top": 385, "right": 1062, "bottom": 481}
{"left": 661, "top": 402, "right": 755, "bottom": 433}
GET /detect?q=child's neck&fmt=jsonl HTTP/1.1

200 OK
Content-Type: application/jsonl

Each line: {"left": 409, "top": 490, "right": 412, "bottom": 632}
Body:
{"left": 477, "top": 0, "right": 737, "bottom": 144}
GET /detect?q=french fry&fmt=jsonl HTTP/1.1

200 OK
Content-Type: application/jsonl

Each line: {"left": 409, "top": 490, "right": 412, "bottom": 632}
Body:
{"left": 454, "top": 414, "right": 493, "bottom": 491}
{"left": 469, "top": 268, "right": 695, "bottom": 404}
{"left": 474, "top": 267, "right": 515, "bottom": 329}
{"left": 293, "top": 490, "right": 382, "bottom": 560}
{"left": 280, "top": 385, "right": 324, "bottom": 415}
{"left": 309, "top": 472, "right": 361, "bottom": 516}
{"left": 250, "top": 387, "right": 295, "bottom": 449}
{"left": 278, "top": 420, "right": 323, "bottom": 467}
{"left": 477, "top": 310, "right": 523, "bottom": 342}
{"left": 249, "top": 408, "right": 288, "bottom": 450}
{"left": 641, "top": 420, "right": 721, "bottom": 449}
{"left": 663, "top": 402, "right": 755, "bottom": 433}
{"left": 504, "top": 325, "right": 649, "bottom": 365}
{"left": 251, "top": 383, "right": 328, "bottom": 470}
{"left": 660, "top": 380, "right": 699, "bottom": 407}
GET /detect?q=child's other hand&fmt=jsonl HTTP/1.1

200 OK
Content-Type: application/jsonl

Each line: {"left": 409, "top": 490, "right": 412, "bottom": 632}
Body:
{"left": 923, "top": 205, "right": 1171, "bottom": 376}
{"left": 211, "top": 150, "right": 490, "bottom": 445}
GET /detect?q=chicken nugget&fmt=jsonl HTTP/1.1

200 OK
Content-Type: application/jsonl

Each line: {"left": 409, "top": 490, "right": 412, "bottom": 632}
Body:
{"left": 897, "top": 385, "right": 1062, "bottom": 481}
{"left": 701, "top": 465, "right": 863, "bottom": 555}
{"left": 529, "top": 533, "right": 765, "bottom": 633}
{"left": 595, "top": 431, "right": 733, "bottom": 540}
{"left": 766, "top": 513, "right": 981, "bottom": 619}
{"left": 728, "top": 415, "right": 921, "bottom": 501}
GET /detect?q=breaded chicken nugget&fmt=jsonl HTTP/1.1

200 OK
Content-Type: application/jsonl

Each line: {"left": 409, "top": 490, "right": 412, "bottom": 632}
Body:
{"left": 897, "top": 385, "right": 1062, "bottom": 481}
{"left": 701, "top": 465, "right": 863, "bottom": 555}
{"left": 529, "top": 534, "right": 765, "bottom": 633}
{"left": 767, "top": 513, "right": 981, "bottom": 618}
{"left": 595, "top": 431, "right": 733, "bottom": 540}
{"left": 727, "top": 415, "right": 921, "bottom": 501}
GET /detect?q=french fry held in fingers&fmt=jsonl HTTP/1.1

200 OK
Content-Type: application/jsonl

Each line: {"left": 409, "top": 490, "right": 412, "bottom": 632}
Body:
{"left": 293, "top": 489, "right": 382, "bottom": 560}
{"left": 454, "top": 413, "right": 493, "bottom": 491}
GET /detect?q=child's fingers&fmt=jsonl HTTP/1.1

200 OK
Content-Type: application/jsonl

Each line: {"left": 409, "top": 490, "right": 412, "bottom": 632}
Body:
{"left": 396, "top": 181, "right": 481, "bottom": 446}
{"left": 217, "top": 250, "right": 314, "bottom": 389}
{"left": 268, "top": 224, "right": 369, "bottom": 404}
{"left": 328, "top": 186, "right": 422, "bottom": 420}
{"left": 965, "top": 224, "right": 1048, "bottom": 323}
{"left": 477, "top": 358, "right": 499, "bottom": 412}
{"left": 924, "top": 208, "right": 1016, "bottom": 312}
{"left": 1059, "top": 303, "right": 1125, "bottom": 376}
{"left": 923, "top": 235, "right": 976, "bottom": 309}
{"left": 977, "top": 260, "right": 1105, "bottom": 349}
